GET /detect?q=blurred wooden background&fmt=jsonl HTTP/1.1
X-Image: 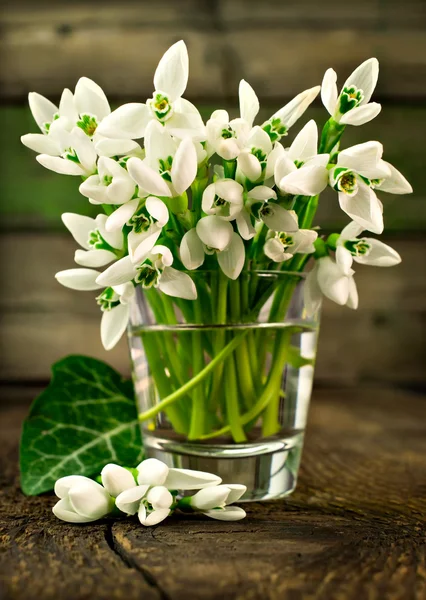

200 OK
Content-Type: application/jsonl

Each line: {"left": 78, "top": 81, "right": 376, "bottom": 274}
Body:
{"left": 0, "top": 0, "right": 425, "bottom": 388}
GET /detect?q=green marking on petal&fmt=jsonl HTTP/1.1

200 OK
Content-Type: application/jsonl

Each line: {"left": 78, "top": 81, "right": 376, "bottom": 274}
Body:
{"left": 129, "top": 207, "right": 153, "bottom": 234}
{"left": 96, "top": 287, "right": 120, "bottom": 311}
{"left": 338, "top": 85, "right": 364, "bottom": 115}
{"left": 77, "top": 114, "right": 99, "bottom": 137}
{"left": 148, "top": 93, "right": 173, "bottom": 122}
{"left": 221, "top": 126, "right": 235, "bottom": 140}
{"left": 343, "top": 238, "right": 371, "bottom": 257}
{"left": 332, "top": 168, "right": 358, "bottom": 195}
{"left": 159, "top": 155, "right": 173, "bottom": 182}
{"left": 135, "top": 261, "right": 161, "bottom": 288}
{"left": 88, "top": 229, "right": 116, "bottom": 252}
{"left": 278, "top": 232, "right": 295, "bottom": 248}
{"left": 64, "top": 148, "right": 80, "bottom": 164}
{"left": 261, "top": 118, "right": 288, "bottom": 143}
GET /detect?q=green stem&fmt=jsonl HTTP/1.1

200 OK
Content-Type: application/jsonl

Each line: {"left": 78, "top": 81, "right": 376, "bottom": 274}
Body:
{"left": 319, "top": 118, "right": 346, "bottom": 154}
{"left": 188, "top": 302, "right": 207, "bottom": 440}
{"left": 199, "top": 328, "right": 291, "bottom": 440}
{"left": 138, "top": 330, "right": 249, "bottom": 423}
{"left": 225, "top": 353, "right": 247, "bottom": 442}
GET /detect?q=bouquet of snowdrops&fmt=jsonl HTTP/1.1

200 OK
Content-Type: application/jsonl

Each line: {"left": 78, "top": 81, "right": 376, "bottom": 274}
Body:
{"left": 22, "top": 41, "right": 412, "bottom": 443}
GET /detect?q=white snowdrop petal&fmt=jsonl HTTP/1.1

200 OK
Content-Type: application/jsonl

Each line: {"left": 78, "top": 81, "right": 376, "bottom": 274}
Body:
{"left": 217, "top": 233, "right": 245, "bottom": 280}
{"left": 321, "top": 68, "right": 338, "bottom": 115}
{"left": 159, "top": 267, "right": 197, "bottom": 301}
{"left": 101, "top": 464, "right": 137, "bottom": 497}
{"left": 116, "top": 485, "right": 150, "bottom": 515}
{"left": 180, "top": 229, "right": 205, "bottom": 270}
{"left": 154, "top": 40, "right": 189, "bottom": 102}
{"left": 55, "top": 268, "right": 103, "bottom": 291}
{"left": 164, "top": 468, "right": 221, "bottom": 490}
{"left": 239, "top": 79, "right": 260, "bottom": 127}
{"left": 100, "top": 303, "right": 130, "bottom": 351}
{"left": 137, "top": 458, "right": 169, "bottom": 486}
{"left": 203, "top": 506, "right": 247, "bottom": 521}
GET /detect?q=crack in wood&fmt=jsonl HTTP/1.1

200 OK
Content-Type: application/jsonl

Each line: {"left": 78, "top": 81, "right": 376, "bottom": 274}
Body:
{"left": 104, "top": 524, "right": 171, "bottom": 600}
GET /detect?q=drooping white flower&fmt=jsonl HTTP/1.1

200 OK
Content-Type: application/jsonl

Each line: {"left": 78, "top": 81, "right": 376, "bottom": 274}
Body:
{"left": 126, "top": 121, "right": 198, "bottom": 198}
{"left": 321, "top": 58, "right": 381, "bottom": 126}
{"left": 329, "top": 141, "right": 392, "bottom": 234}
{"left": 264, "top": 228, "right": 318, "bottom": 262}
{"left": 97, "top": 282, "right": 135, "bottom": 350}
{"left": 237, "top": 126, "right": 273, "bottom": 182}
{"left": 261, "top": 86, "right": 321, "bottom": 143}
{"left": 335, "top": 221, "right": 401, "bottom": 274}
{"left": 52, "top": 475, "right": 114, "bottom": 523}
{"left": 96, "top": 245, "right": 197, "bottom": 301}
{"left": 274, "top": 120, "right": 330, "bottom": 196}
{"left": 33, "top": 119, "right": 97, "bottom": 176}
{"left": 62, "top": 212, "right": 123, "bottom": 268}
{"left": 371, "top": 160, "right": 413, "bottom": 196}
{"left": 304, "top": 256, "right": 358, "bottom": 316}
{"left": 201, "top": 179, "right": 244, "bottom": 221}
{"left": 205, "top": 79, "right": 258, "bottom": 160}
{"left": 79, "top": 157, "right": 136, "bottom": 205}
{"left": 182, "top": 218, "right": 246, "bottom": 279}
{"left": 109, "top": 196, "right": 169, "bottom": 263}
{"left": 246, "top": 186, "right": 299, "bottom": 232}
{"left": 97, "top": 41, "right": 205, "bottom": 141}
{"left": 189, "top": 483, "right": 246, "bottom": 513}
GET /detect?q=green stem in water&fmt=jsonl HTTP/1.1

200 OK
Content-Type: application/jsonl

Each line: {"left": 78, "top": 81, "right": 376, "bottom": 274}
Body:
{"left": 188, "top": 301, "right": 207, "bottom": 440}
{"left": 138, "top": 330, "right": 249, "bottom": 424}
{"left": 224, "top": 352, "right": 247, "bottom": 442}
{"left": 199, "top": 328, "right": 291, "bottom": 440}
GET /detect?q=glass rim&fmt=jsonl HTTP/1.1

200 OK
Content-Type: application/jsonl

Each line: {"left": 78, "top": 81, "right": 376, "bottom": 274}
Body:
{"left": 185, "top": 269, "right": 307, "bottom": 280}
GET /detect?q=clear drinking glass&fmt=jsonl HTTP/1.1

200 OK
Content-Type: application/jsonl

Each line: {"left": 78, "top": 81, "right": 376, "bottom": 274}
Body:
{"left": 128, "top": 271, "right": 320, "bottom": 501}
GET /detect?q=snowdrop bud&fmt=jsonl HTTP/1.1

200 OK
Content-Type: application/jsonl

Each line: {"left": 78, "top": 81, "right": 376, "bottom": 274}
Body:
{"left": 101, "top": 464, "right": 137, "bottom": 497}
{"left": 137, "top": 458, "right": 169, "bottom": 486}
{"left": 190, "top": 486, "right": 230, "bottom": 511}
{"left": 146, "top": 486, "right": 174, "bottom": 510}
{"left": 52, "top": 476, "right": 113, "bottom": 523}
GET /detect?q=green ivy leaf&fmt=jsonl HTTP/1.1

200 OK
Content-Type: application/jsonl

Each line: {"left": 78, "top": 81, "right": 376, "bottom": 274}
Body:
{"left": 20, "top": 355, "right": 143, "bottom": 496}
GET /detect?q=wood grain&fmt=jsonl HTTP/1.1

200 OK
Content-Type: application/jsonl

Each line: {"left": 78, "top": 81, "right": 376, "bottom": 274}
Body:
{"left": 1, "top": 1, "right": 426, "bottom": 100}
{"left": 1, "top": 234, "right": 424, "bottom": 385}
{"left": 1, "top": 387, "right": 425, "bottom": 599}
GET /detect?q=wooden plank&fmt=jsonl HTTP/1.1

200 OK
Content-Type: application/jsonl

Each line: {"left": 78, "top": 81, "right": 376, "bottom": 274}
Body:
{"left": 1, "top": 388, "right": 425, "bottom": 599}
{"left": 3, "top": 105, "right": 425, "bottom": 232}
{"left": 1, "top": 5, "right": 426, "bottom": 100}
{"left": 0, "top": 234, "right": 424, "bottom": 384}
{"left": 217, "top": 0, "right": 426, "bottom": 30}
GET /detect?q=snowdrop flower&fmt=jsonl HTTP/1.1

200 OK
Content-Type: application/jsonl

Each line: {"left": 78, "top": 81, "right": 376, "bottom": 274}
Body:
{"left": 52, "top": 475, "right": 114, "bottom": 523}
{"left": 117, "top": 484, "right": 173, "bottom": 526}
{"left": 274, "top": 120, "right": 330, "bottom": 196}
{"left": 115, "top": 458, "right": 222, "bottom": 525}
{"left": 107, "top": 195, "right": 169, "bottom": 264}
{"left": 97, "top": 41, "right": 205, "bottom": 141}
{"left": 305, "top": 256, "right": 358, "bottom": 316}
{"left": 264, "top": 228, "right": 318, "bottom": 262}
{"left": 335, "top": 221, "right": 401, "bottom": 274}
{"left": 181, "top": 219, "right": 246, "bottom": 280}
{"left": 31, "top": 119, "right": 97, "bottom": 176}
{"left": 22, "top": 79, "right": 141, "bottom": 159}
{"left": 61, "top": 212, "right": 124, "bottom": 268}
{"left": 261, "top": 86, "right": 321, "bottom": 142}
{"left": 126, "top": 121, "right": 197, "bottom": 198}
{"left": 97, "top": 282, "right": 135, "bottom": 350}
{"left": 96, "top": 245, "right": 197, "bottom": 301}
{"left": 79, "top": 157, "right": 136, "bottom": 205}
{"left": 186, "top": 484, "right": 247, "bottom": 521}
{"left": 246, "top": 186, "right": 299, "bottom": 232}
{"left": 237, "top": 126, "right": 273, "bottom": 182}
{"left": 205, "top": 79, "right": 259, "bottom": 160}
{"left": 329, "top": 141, "right": 391, "bottom": 234}
{"left": 321, "top": 58, "right": 381, "bottom": 126}
{"left": 201, "top": 179, "right": 244, "bottom": 221}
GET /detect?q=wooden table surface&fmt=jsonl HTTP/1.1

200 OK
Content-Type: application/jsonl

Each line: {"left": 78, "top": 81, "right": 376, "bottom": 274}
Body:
{"left": 1, "top": 387, "right": 425, "bottom": 600}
